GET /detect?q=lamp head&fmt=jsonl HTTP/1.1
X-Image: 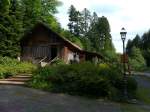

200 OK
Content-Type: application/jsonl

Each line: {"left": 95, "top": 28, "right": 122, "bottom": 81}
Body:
{"left": 120, "top": 27, "right": 127, "bottom": 41}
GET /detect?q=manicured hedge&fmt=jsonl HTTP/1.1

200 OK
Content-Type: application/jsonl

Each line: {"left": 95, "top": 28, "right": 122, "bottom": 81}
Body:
{"left": 29, "top": 62, "right": 137, "bottom": 99}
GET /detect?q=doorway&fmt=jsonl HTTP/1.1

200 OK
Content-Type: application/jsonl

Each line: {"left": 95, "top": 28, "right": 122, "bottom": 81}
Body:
{"left": 51, "top": 46, "right": 57, "bottom": 59}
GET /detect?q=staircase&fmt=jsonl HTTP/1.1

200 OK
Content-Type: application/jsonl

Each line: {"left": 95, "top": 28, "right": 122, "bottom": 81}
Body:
{"left": 0, "top": 74, "right": 32, "bottom": 86}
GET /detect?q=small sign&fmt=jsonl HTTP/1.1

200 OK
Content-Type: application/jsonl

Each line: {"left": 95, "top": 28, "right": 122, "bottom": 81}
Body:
{"left": 121, "top": 54, "right": 128, "bottom": 63}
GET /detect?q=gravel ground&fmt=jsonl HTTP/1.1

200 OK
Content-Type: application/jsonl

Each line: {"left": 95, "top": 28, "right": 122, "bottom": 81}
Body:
{"left": 0, "top": 85, "right": 121, "bottom": 112}
{"left": 0, "top": 73, "right": 150, "bottom": 112}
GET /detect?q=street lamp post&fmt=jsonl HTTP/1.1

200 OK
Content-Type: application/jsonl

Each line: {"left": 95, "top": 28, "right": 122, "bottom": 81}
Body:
{"left": 120, "top": 27, "right": 128, "bottom": 98}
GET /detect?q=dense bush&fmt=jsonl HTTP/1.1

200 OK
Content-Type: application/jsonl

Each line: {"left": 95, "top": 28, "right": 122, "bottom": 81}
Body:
{"left": 29, "top": 62, "right": 137, "bottom": 99}
{"left": 0, "top": 57, "right": 37, "bottom": 79}
{"left": 50, "top": 58, "right": 65, "bottom": 66}
{"left": 129, "top": 47, "right": 146, "bottom": 71}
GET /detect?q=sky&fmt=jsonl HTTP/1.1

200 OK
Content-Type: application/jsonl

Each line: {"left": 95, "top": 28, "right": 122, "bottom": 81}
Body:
{"left": 55, "top": 0, "right": 150, "bottom": 53}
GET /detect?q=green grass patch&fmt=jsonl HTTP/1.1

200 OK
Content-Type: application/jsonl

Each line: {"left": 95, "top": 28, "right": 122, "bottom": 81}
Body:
{"left": 135, "top": 75, "right": 150, "bottom": 104}
{"left": 136, "top": 87, "right": 150, "bottom": 104}
{"left": 121, "top": 103, "right": 150, "bottom": 112}
{"left": 0, "top": 57, "right": 37, "bottom": 79}
{"left": 139, "top": 67, "right": 150, "bottom": 72}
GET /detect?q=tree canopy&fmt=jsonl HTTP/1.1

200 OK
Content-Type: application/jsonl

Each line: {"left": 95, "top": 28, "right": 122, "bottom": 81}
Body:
{"left": 126, "top": 30, "right": 150, "bottom": 67}
{"left": 0, "top": 0, "right": 61, "bottom": 57}
{"left": 0, "top": 2, "right": 118, "bottom": 61}
{"left": 67, "top": 5, "right": 117, "bottom": 60}
{"left": 129, "top": 46, "right": 146, "bottom": 70}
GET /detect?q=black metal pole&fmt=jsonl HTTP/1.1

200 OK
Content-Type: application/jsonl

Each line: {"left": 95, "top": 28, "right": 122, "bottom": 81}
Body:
{"left": 123, "top": 40, "right": 128, "bottom": 99}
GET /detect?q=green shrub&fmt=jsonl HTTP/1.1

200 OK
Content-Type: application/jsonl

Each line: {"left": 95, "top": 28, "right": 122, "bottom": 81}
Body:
{"left": 0, "top": 72, "right": 12, "bottom": 79}
{"left": 129, "top": 47, "right": 146, "bottom": 71}
{"left": 16, "top": 62, "right": 37, "bottom": 73}
{"left": 29, "top": 62, "right": 137, "bottom": 99}
{"left": 127, "top": 77, "right": 137, "bottom": 98}
{"left": 50, "top": 58, "right": 65, "bottom": 66}
{"left": 99, "top": 63, "right": 109, "bottom": 69}
{"left": 0, "top": 57, "right": 37, "bottom": 78}
{"left": 51, "top": 62, "right": 109, "bottom": 96}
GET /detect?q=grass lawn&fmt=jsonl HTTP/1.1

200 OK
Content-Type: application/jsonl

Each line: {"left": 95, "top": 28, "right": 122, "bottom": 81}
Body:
{"left": 136, "top": 87, "right": 150, "bottom": 104}
{"left": 140, "top": 67, "right": 150, "bottom": 73}
{"left": 121, "top": 103, "right": 150, "bottom": 112}
{"left": 136, "top": 75, "right": 150, "bottom": 104}
{"left": 120, "top": 75, "right": 150, "bottom": 112}
{"left": 120, "top": 87, "right": 150, "bottom": 112}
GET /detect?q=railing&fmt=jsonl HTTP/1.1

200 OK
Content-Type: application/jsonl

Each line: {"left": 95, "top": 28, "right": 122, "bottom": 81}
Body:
{"left": 38, "top": 56, "right": 47, "bottom": 64}
{"left": 49, "top": 56, "right": 58, "bottom": 64}
{"left": 39, "top": 56, "right": 59, "bottom": 67}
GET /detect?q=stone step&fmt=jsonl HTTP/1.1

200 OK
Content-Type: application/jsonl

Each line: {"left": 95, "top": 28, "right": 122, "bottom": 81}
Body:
{"left": 0, "top": 74, "right": 32, "bottom": 86}
{"left": 0, "top": 78, "right": 31, "bottom": 81}
{"left": 0, "top": 80, "right": 26, "bottom": 85}
{"left": 13, "top": 75, "right": 32, "bottom": 78}
{"left": 16, "top": 73, "right": 32, "bottom": 76}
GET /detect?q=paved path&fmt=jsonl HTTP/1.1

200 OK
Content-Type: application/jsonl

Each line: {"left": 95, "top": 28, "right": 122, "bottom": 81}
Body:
{"left": 135, "top": 76, "right": 150, "bottom": 88}
{"left": 134, "top": 72, "right": 150, "bottom": 88}
{"left": 0, "top": 85, "right": 121, "bottom": 112}
{"left": 133, "top": 72, "right": 150, "bottom": 78}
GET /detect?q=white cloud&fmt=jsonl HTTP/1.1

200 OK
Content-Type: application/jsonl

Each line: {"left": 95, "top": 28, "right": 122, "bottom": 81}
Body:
{"left": 56, "top": 0, "right": 150, "bottom": 53}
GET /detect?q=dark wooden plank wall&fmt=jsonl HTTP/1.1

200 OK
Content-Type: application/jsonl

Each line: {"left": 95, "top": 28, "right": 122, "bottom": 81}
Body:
{"left": 23, "top": 46, "right": 50, "bottom": 58}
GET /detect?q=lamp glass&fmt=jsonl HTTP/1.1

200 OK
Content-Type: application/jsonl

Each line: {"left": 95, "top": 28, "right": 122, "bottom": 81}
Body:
{"left": 120, "top": 27, "right": 127, "bottom": 41}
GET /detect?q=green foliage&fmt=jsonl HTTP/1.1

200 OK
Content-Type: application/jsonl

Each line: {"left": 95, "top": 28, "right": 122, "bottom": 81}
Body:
{"left": 141, "top": 31, "right": 150, "bottom": 67}
{"left": 127, "top": 77, "right": 138, "bottom": 98}
{"left": 0, "top": 72, "right": 12, "bottom": 79}
{"left": 129, "top": 47, "right": 146, "bottom": 70}
{"left": 142, "top": 49, "right": 150, "bottom": 68}
{"left": 0, "top": 0, "right": 10, "bottom": 14}
{"left": 126, "top": 39, "right": 133, "bottom": 55}
{"left": 66, "top": 6, "right": 116, "bottom": 54}
{"left": 28, "top": 66, "right": 54, "bottom": 90}
{"left": 50, "top": 58, "right": 65, "bottom": 66}
{"left": 61, "top": 30, "right": 84, "bottom": 48}
{"left": 126, "top": 35, "right": 141, "bottom": 56}
{"left": 68, "top": 5, "right": 80, "bottom": 36}
{"left": 0, "top": 0, "right": 61, "bottom": 58}
{"left": 102, "top": 39, "right": 117, "bottom": 61}
{"left": 141, "top": 31, "right": 150, "bottom": 50}
{"left": 87, "top": 15, "right": 116, "bottom": 55}
{"left": 137, "top": 87, "right": 150, "bottom": 104}
{"left": 99, "top": 63, "right": 109, "bottom": 69}
{"left": 80, "top": 37, "right": 92, "bottom": 51}
{"left": 0, "top": 0, "right": 23, "bottom": 57}
{"left": 0, "top": 57, "right": 36, "bottom": 79}
{"left": 67, "top": 5, "right": 116, "bottom": 54}
{"left": 29, "top": 62, "right": 137, "bottom": 99}
{"left": 127, "top": 30, "right": 150, "bottom": 67}
{"left": 80, "top": 8, "right": 91, "bottom": 36}
{"left": 132, "top": 35, "right": 141, "bottom": 48}
{"left": 71, "top": 37, "right": 84, "bottom": 48}
{"left": 22, "top": 0, "right": 61, "bottom": 31}
{"left": 96, "top": 16, "right": 111, "bottom": 35}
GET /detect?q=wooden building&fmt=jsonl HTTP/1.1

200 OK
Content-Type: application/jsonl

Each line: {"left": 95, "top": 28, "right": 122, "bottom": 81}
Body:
{"left": 20, "top": 22, "right": 103, "bottom": 65}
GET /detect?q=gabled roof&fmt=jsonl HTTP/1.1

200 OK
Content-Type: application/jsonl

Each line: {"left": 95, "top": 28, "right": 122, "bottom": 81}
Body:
{"left": 39, "top": 22, "right": 83, "bottom": 51}
{"left": 21, "top": 22, "right": 104, "bottom": 59}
